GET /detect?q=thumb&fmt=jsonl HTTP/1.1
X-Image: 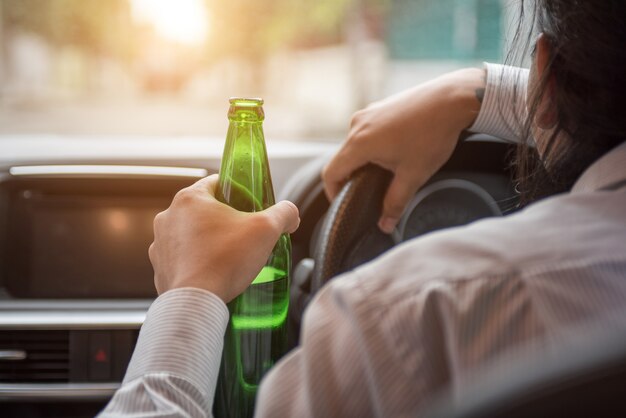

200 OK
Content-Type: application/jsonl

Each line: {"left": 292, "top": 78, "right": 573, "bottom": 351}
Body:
{"left": 262, "top": 200, "right": 301, "bottom": 235}
{"left": 378, "top": 175, "right": 420, "bottom": 234}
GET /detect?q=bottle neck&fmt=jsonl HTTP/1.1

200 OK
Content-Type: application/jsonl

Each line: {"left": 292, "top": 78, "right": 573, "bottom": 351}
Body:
{"left": 217, "top": 106, "right": 275, "bottom": 212}
{"left": 228, "top": 107, "right": 264, "bottom": 124}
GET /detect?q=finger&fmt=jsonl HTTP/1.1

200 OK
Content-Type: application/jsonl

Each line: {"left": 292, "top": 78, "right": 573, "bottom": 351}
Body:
{"left": 262, "top": 200, "right": 301, "bottom": 235}
{"left": 322, "top": 147, "right": 367, "bottom": 201}
{"left": 190, "top": 174, "right": 219, "bottom": 196}
{"left": 378, "top": 175, "right": 421, "bottom": 234}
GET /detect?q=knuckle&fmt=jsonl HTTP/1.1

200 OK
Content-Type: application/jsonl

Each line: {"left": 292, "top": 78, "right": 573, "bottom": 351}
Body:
{"left": 173, "top": 187, "right": 195, "bottom": 204}
{"left": 153, "top": 211, "right": 166, "bottom": 229}
{"left": 348, "top": 123, "right": 370, "bottom": 145}
{"left": 350, "top": 109, "right": 365, "bottom": 128}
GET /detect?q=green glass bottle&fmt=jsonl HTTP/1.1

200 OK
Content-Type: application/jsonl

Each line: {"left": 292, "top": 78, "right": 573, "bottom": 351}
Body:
{"left": 214, "top": 98, "right": 291, "bottom": 418}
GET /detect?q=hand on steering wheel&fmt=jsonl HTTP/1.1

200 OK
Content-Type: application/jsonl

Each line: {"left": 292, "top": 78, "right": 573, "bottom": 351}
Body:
{"left": 322, "top": 68, "right": 485, "bottom": 233}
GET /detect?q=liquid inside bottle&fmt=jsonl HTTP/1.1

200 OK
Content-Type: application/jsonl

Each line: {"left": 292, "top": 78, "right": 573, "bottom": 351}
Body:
{"left": 214, "top": 98, "right": 291, "bottom": 418}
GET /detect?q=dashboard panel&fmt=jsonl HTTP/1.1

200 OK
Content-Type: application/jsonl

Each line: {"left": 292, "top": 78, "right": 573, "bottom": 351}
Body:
{"left": 0, "top": 168, "right": 202, "bottom": 416}
{"left": 1, "top": 175, "right": 194, "bottom": 299}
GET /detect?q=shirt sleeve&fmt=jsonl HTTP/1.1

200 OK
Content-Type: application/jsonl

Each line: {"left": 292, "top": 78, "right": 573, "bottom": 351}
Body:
{"left": 98, "top": 288, "right": 229, "bottom": 418}
{"left": 468, "top": 63, "right": 530, "bottom": 142}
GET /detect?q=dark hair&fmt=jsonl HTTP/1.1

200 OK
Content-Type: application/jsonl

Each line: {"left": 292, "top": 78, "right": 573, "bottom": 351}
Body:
{"left": 510, "top": 0, "right": 626, "bottom": 205}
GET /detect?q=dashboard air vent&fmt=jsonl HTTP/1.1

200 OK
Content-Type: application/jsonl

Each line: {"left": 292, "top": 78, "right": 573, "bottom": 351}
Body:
{"left": 0, "top": 330, "right": 70, "bottom": 382}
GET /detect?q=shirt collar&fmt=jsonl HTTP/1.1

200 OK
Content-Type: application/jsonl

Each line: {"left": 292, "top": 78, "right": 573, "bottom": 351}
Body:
{"left": 572, "top": 141, "right": 626, "bottom": 193}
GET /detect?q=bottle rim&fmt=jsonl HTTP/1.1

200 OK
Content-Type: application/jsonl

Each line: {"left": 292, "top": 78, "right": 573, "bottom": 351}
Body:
{"left": 229, "top": 97, "right": 264, "bottom": 107}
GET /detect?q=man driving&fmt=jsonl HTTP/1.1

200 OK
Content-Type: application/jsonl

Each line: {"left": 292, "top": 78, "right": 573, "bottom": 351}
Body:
{"left": 100, "top": 1, "right": 626, "bottom": 416}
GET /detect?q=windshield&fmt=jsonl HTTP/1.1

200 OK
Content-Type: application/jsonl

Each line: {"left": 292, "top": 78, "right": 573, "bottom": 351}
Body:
{"left": 0, "top": 0, "right": 508, "bottom": 141}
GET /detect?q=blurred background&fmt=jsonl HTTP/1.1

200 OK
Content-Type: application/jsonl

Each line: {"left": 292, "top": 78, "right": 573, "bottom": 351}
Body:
{"left": 0, "top": 0, "right": 516, "bottom": 141}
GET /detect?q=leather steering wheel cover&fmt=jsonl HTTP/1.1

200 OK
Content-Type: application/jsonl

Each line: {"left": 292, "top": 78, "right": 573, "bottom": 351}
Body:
{"left": 311, "top": 164, "right": 393, "bottom": 291}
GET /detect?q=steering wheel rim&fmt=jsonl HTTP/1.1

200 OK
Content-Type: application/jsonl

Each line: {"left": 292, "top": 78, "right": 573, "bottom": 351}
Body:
{"left": 311, "top": 164, "right": 393, "bottom": 292}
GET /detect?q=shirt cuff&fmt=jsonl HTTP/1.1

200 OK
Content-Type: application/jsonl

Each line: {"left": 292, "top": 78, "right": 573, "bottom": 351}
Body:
{"left": 123, "top": 288, "right": 229, "bottom": 399}
{"left": 469, "top": 63, "right": 529, "bottom": 142}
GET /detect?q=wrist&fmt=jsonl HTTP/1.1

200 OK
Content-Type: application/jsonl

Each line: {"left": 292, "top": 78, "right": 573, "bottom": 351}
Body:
{"left": 156, "top": 270, "right": 229, "bottom": 302}
{"left": 442, "top": 67, "right": 487, "bottom": 131}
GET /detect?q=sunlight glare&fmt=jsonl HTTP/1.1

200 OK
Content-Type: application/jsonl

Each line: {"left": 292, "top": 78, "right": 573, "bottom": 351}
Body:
{"left": 131, "top": 0, "right": 209, "bottom": 44}
{"left": 107, "top": 210, "right": 129, "bottom": 234}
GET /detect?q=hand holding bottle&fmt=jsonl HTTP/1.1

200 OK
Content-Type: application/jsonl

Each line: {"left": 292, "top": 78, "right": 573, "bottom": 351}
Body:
{"left": 149, "top": 175, "right": 300, "bottom": 302}
{"left": 322, "top": 68, "right": 486, "bottom": 234}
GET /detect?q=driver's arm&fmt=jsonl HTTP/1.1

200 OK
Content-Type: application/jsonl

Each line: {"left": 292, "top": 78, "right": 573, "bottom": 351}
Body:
{"left": 98, "top": 288, "right": 229, "bottom": 418}
{"left": 323, "top": 63, "right": 529, "bottom": 234}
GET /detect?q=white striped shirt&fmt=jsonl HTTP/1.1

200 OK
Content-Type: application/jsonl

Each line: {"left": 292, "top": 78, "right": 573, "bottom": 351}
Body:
{"left": 99, "top": 64, "right": 626, "bottom": 417}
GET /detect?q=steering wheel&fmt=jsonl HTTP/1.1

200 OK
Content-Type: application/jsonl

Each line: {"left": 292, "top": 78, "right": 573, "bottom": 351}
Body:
{"left": 311, "top": 164, "right": 393, "bottom": 290}
{"left": 287, "top": 164, "right": 393, "bottom": 345}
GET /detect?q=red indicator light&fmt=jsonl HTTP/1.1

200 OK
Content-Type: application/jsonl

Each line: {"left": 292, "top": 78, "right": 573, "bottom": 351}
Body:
{"left": 94, "top": 349, "right": 108, "bottom": 363}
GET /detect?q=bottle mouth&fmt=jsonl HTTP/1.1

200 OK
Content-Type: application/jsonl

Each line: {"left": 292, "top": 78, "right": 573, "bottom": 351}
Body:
{"left": 228, "top": 97, "right": 265, "bottom": 122}
{"left": 229, "top": 97, "right": 264, "bottom": 107}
